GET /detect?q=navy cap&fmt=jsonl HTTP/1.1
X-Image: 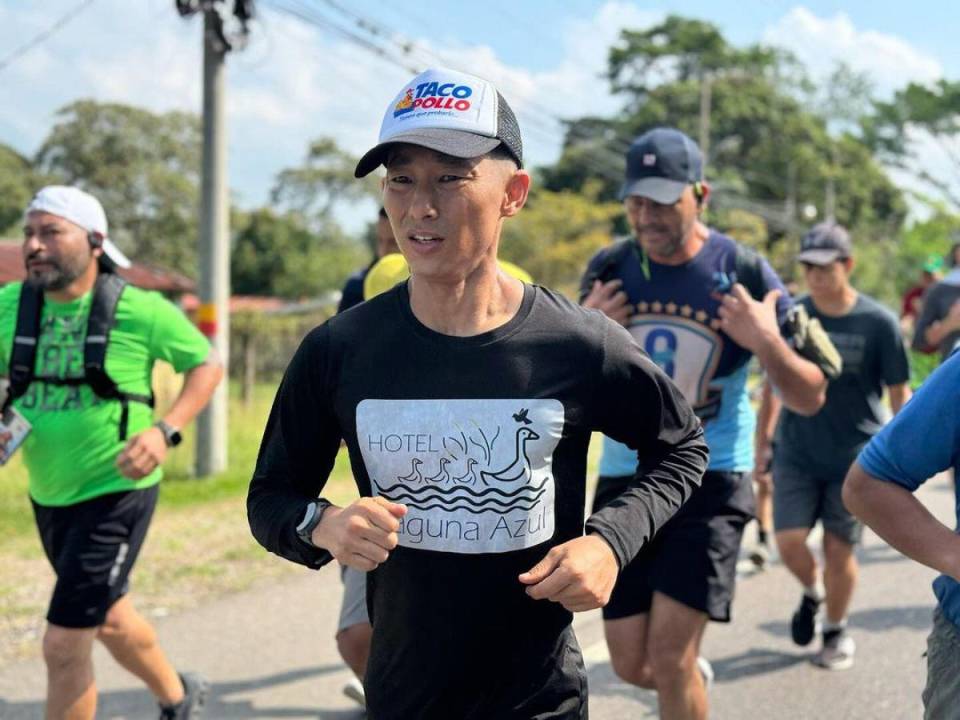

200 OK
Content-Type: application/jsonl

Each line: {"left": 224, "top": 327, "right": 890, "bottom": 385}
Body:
{"left": 620, "top": 127, "right": 703, "bottom": 203}
{"left": 798, "top": 223, "right": 852, "bottom": 265}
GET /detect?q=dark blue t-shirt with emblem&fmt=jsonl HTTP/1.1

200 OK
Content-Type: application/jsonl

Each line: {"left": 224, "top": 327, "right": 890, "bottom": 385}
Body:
{"left": 580, "top": 230, "right": 791, "bottom": 473}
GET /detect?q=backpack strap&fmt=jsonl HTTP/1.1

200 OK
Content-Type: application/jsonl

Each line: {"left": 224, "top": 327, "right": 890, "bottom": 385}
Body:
{"left": 4, "top": 284, "right": 44, "bottom": 413}
{"left": 84, "top": 273, "right": 155, "bottom": 440}
{"left": 732, "top": 243, "right": 767, "bottom": 302}
{"left": 579, "top": 238, "right": 636, "bottom": 302}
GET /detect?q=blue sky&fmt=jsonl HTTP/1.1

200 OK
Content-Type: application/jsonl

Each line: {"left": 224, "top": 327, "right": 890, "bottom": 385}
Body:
{"left": 1, "top": 1, "right": 957, "bottom": 229}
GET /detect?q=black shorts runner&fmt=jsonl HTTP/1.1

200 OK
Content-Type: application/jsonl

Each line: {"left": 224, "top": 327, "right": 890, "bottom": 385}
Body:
{"left": 32, "top": 484, "right": 159, "bottom": 628}
{"left": 592, "top": 471, "right": 753, "bottom": 623}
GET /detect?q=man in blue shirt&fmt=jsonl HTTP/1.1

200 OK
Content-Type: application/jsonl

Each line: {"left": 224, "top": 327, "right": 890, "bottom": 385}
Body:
{"left": 844, "top": 352, "right": 960, "bottom": 719}
{"left": 337, "top": 207, "right": 399, "bottom": 313}
{"left": 581, "top": 127, "right": 829, "bottom": 720}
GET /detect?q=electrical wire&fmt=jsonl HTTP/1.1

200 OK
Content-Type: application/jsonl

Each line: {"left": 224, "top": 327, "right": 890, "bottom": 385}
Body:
{"left": 0, "top": 0, "right": 97, "bottom": 73}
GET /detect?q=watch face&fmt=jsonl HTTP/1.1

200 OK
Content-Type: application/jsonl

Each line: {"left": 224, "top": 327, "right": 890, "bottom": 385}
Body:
{"left": 169, "top": 429, "right": 183, "bottom": 447}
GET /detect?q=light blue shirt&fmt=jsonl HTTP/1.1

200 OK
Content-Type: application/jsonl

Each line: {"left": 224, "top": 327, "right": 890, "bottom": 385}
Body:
{"left": 600, "top": 364, "right": 755, "bottom": 476}
{"left": 858, "top": 352, "right": 960, "bottom": 628}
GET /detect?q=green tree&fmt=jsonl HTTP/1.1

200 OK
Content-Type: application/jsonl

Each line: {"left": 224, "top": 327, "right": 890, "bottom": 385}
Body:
{"left": 34, "top": 100, "right": 202, "bottom": 275}
{"left": 231, "top": 209, "right": 364, "bottom": 299}
{"left": 271, "top": 137, "right": 379, "bottom": 231}
{"left": 0, "top": 144, "right": 42, "bottom": 236}
{"left": 542, "top": 16, "right": 907, "bottom": 256}
{"left": 864, "top": 79, "right": 960, "bottom": 211}
{"left": 500, "top": 183, "right": 621, "bottom": 297}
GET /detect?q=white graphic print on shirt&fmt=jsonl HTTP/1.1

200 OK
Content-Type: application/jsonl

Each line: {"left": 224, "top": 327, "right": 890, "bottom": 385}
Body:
{"left": 356, "top": 399, "right": 564, "bottom": 553}
{"left": 627, "top": 317, "right": 722, "bottom": 408}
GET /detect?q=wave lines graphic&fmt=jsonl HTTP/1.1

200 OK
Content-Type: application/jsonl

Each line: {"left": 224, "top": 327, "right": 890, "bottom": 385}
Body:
{"left": 376, "top": 477, "right": 547, "bottom": 501}
{"left": 381, "top": 485, "right": 547, "bottom": 510}
{"left": 393, "top": 499, "right": 546, "bottom": 515}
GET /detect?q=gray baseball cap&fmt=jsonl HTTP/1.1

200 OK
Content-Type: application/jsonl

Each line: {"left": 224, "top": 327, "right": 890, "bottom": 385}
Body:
{"left": 798, "top": 223, "right": 852, "bottom": 265}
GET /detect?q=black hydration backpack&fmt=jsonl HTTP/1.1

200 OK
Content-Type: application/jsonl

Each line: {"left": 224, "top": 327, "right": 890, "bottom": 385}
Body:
{"left": 4, "top": 272, "right": 155, "bottom": 440}
{"left": 579, "top": 237, "right": 767, "bottom": 303}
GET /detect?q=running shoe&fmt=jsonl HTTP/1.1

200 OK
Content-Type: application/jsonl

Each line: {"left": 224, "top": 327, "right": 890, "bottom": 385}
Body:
{"left": 812, "top": 629, "right": 856, "bottom": 670}
{"left": 343, "top": 677, "right": 366, "bottom": 708}
{"left": 158, "top": 672, "right": 209, "bottom": 719}
{"left": 749, "top": 541, "right": 770, "bottom": 570}
{"left": 696, "top": 656, "right": 714, "bottom": 690}
{"left": 790, "top": 593, "right": 822, "bottom": 646}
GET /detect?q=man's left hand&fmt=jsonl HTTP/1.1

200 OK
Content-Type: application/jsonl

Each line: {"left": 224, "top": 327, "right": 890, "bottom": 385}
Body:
{"left": 519, "top": 534, "right": 619, "bottom": 612}
{"left": 717, "top": 284, "right": 781, "bottom": 354}
{"left": 116, "top": 427, "right": 168, "bottom": 479}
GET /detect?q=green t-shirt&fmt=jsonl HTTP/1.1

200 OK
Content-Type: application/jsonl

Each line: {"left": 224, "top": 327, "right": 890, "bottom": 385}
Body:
{"left": 0, "top": 280, "right": 211, "bottom": 506}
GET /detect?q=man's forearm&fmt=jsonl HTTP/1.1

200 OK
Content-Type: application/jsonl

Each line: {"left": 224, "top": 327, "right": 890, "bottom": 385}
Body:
{"left": 888, "top": 383, "right": 912, "bottom": 415}
{"left": 754, "top": 334, "right": 826, "bottom": 416}
{"left": 843, "top": 463, "right": 960, "bottom": 581}
{"left": 924, "top": 319, "right": 959, "bottom": 348}
{"left": 585, "top": 428, "right": 708, "bottom": 569}
{"left": 755, "top": 380, "right": 781, "bottom": 444}
{"left": 162, "top": 352, "right": 224, "bottom": 429}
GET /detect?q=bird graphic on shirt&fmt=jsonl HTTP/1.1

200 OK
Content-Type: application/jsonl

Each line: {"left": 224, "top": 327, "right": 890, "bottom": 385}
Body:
{"left": 452, "top": 457, "right": 479, "bottom": 485}
{"left": 424, "top": 457, "right": 451, "bottom": 485}
{"left": 512, "top": 408, "right": 532, "bottom": 425}
{"left": 398, "top": 457, "right": 424, "bottom": 484}
{"left": 480, "top": 426, "right": 540, "bottom": 486}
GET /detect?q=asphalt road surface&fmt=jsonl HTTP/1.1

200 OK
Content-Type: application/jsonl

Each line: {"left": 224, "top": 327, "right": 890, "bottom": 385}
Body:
{"left": 1, "top": 478, "right": 952, "bottom": 719}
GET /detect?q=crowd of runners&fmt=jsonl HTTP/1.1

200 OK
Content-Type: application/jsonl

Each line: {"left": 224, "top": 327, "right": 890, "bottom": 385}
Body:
{"left": 3, "top": 65, "right": 960, "bottom": 720}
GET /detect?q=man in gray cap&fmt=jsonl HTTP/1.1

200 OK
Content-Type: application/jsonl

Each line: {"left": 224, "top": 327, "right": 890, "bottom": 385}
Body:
{"left": 0, "top": 186, "right": 223, "bottom": 719}
{"left": 774, "top": 223, "right": 910, "bottom": 670}
{"left": 248, "top": 69, "right": 709, "bottom": 719}
{"left": 580, "top": 127, "right": 837, "bottom": 719}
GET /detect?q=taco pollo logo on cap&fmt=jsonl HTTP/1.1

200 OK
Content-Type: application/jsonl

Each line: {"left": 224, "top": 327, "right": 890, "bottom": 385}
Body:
{"left": 393, "top": 81, "right": 474, "bottom": 118}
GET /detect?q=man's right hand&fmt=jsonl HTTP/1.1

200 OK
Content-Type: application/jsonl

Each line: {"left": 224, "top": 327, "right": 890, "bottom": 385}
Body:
{"left": 312, "top": 496, "right": 407, "bottom": 571}
{"left": 582, "top": 279, "right": 633, "bottom": 326}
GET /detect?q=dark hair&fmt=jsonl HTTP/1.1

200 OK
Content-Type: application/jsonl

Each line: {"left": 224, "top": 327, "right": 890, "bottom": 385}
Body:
{"left": 486, "top": 143, "right": 520, "bottom": 168}
{"left": 378, "top": 207, "right": 388, "bottom": 219}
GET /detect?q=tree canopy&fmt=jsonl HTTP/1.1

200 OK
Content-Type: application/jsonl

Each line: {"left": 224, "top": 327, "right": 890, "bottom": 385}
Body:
{"left": 542, "top": 14, "right": 908, "bottom": 268}
{"left": 34, "top": 100, "right": 202, "bottom": 275}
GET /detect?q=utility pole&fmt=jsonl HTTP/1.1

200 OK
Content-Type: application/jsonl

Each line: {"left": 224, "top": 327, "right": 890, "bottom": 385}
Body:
{"left": 196, "top": 7, "right": 229, "bottom": 476}
{"left": 824, "top": 142, "right": 838, "bottom": 223}
{"left": 699, "top": 72, "right": 712, "bottom": 169}
{"left": 176, "top": 1, "right": 252, "bottom": 476}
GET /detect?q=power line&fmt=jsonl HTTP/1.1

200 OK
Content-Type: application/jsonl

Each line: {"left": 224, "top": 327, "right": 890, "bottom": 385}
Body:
{"left": 261, "top": 0, "right": 805, "bottom": 221}
{"left": 0, "top": 0, "right": 97, "bottom": 74}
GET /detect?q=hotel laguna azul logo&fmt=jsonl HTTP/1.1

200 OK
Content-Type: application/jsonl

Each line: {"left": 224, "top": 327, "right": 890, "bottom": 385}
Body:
{"left": 356, "top": 399, "right": 564, "bottom": 554}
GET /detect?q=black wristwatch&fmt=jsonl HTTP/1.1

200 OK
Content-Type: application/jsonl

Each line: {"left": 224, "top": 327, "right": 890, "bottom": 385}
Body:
{"left": 296, "top": 500, "right": 328, "bottom": 548}
{"left": 154, "top": 420, "right": 182, "bottom": 448}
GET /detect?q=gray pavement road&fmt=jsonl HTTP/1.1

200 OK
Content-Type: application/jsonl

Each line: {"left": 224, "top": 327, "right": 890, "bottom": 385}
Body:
{"left": 1, "top": 478, "right": 952, "bottom": 719}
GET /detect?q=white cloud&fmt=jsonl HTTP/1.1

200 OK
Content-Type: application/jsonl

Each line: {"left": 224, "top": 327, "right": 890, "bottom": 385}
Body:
{"left": 3, "top": 0, "right": 951, "bottom": 228}
{"left": 762, "top": 6, "right": 942, "bottom": 97}
{"left": 762, "top": 6, "right": 953, "bottom": 217}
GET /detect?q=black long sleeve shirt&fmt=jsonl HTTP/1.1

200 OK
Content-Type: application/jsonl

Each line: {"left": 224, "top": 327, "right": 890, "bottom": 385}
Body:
{"left": 248, "top": 282, "right": 707, "bottom": 720}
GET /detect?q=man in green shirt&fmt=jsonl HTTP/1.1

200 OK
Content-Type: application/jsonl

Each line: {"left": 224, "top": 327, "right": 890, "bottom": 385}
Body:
{"left": 0, "top": 186, "right": 223, "bottom": 720}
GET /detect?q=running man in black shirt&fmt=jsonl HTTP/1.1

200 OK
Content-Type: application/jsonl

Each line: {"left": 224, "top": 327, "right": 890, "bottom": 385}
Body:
{"left": 247, "top": 67, "right": 708, "bottom": 720}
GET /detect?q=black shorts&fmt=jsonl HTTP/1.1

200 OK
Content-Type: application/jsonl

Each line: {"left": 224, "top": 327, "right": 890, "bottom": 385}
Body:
{"left": 773, "top": 461, "right": 863, "bottom": 545}
{"left": 32, "top": 485, "right": 159, "bottom": 629}
{"left": 593, "top": 471, "right": 753, "bottom": 623}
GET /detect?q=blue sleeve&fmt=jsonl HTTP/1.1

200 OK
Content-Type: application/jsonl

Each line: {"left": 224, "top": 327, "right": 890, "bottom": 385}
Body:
{"left": 857, "top": 351, "right": 960, "bottom": 491}
{"left": 758, "top": 257, "right": 793, "bottom": 329}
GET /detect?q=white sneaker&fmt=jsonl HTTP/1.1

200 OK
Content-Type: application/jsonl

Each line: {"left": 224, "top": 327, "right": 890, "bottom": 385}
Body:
{"left": 342, "top": 677, "right": 366, "bottom": 707}
{"left": 697, "top": 656, "right": 714, "bottom": 689}
{"left": 812, "top": 629, "right": 856, "bottom": 671}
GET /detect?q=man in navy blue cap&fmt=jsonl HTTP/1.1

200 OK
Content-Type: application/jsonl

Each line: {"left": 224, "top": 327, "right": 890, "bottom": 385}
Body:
{"left": 580, "top": 127, "right": 833, "bottom": 719}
